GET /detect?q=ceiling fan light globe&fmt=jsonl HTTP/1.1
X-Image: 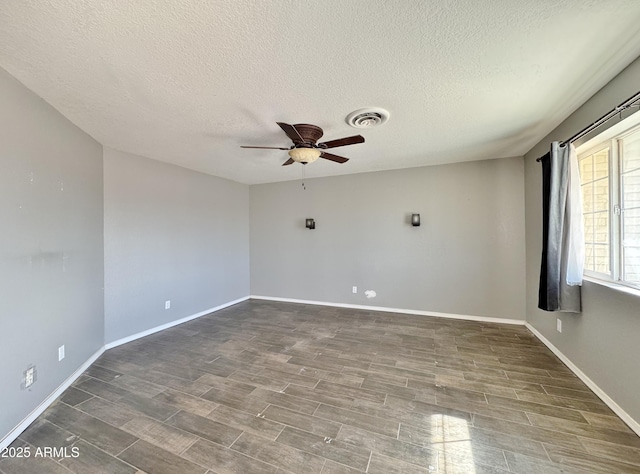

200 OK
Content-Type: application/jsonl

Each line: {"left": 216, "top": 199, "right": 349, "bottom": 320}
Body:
{"left": 288, "top": 147, "right": 321, "bottom": 164}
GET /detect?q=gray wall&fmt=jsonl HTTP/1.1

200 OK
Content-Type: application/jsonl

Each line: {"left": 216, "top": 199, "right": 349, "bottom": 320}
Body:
{"left": 524, "top": 57, "right": 640, "bottom": 423}
{"left": 104, "top": 148, "right": 250, "bottom": 344}
{"left": 0, "top": 68, "right": 104, "bottom": 440}
{"left": 251, "top": 158, "right": 526, "bottom": 320}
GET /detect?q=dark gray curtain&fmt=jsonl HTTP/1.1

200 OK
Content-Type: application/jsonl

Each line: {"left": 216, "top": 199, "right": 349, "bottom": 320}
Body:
{"left": 538, "top": 142, "right": 582, "bottom": 312}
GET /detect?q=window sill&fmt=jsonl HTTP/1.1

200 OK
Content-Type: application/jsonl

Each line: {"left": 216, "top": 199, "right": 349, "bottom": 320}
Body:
{"left": 582, "top": 276, "right": 640, "bottom": 298}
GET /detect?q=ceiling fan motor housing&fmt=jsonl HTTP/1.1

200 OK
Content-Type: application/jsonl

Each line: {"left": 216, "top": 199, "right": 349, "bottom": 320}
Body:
{"left": 291, "top": 124, "right": 324, "bottom": 145}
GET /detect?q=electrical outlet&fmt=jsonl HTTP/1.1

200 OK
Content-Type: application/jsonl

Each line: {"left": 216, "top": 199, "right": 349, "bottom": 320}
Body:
{"left": 165, "top": 300, "right": 171, "bottom": 310}
{"left": 556, "top": 318, "right": 562, "bottom": 333}
{"left": 23, "top": 365, "right": 36, "bottom": 389}
{"left": 58, "top": 345, "right": 65, "bottom": 361}
{"left": 352, "top": 286, "right": 357, "bottom": 294}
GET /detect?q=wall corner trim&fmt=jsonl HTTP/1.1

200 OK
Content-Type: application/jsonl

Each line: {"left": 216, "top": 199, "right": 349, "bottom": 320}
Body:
{"left": 0, "top": 347, "right": 106, "bottom": 451}
{"left": 250, "top": 295, "right": 526, "bottom": 326}
{"left": 525, "top": 322, "right": 640, "bottom": 437}
{"left": 105, "top": 296, "right": 250, "bottom": 350}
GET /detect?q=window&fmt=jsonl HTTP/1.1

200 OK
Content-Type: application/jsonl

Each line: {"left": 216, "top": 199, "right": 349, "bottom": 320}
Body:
{"left": 578, "top": 122, "right": 640, "bottom": 289}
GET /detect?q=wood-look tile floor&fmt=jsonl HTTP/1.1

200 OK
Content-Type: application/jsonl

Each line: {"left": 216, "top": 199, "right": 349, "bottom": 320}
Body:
{"left": 3, "top": 300, "right": 640, "bottom": 473}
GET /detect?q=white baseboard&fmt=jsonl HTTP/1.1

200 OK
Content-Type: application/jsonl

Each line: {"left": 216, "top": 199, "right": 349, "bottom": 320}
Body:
{"left": 105, "top": 296, "right": 250, "bottom": 349}
{"left": 0, "top": 347, "right": 105, "bottom": 451}
{"left": 249, "top": 295, "right": 526, "bottom": 326}
{"left": 526, "top": 323, "right": 640, "bottom": 437}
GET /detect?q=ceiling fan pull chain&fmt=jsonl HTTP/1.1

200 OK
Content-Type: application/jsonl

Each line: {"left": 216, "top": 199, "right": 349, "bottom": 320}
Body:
{"left": 301, "top": 165, "right": 306, "bottom": 190}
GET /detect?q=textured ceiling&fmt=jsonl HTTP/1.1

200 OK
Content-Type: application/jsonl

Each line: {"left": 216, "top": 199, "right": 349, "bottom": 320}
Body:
{"left": 2, "top": 1, "right": 640, "bottom": 184}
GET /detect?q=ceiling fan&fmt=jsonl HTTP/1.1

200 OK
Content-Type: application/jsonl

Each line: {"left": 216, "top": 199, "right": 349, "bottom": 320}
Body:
{"left": 241, "top": 122, "right": 364, "bottom": 166}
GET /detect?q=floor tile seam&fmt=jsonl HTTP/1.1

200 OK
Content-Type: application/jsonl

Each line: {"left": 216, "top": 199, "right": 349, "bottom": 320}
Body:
{"left": 500, "top": 444, "right": 558, "bottom": 469}
{"left": 361, "top": 381, "right": 418, "bottom": 398}
{"left": 432, "top": 379, "right": 495, "bottom": 398}
{"left": 356, "top": 425, "right": 516, "bottom": 467}
{"left": 369, "top": 449, "right": 448, "bottom": 473}
{"left": 113, "top": 437, "right": 142, "bottom": 462}
{"left": 580, "top": 413, "right": 637, "bottom": 433}
{"left": 158, "top": 405, "right": 181, "bottom": 423}
{"left": 59, "top": 434, "right": 140, "bottom": 472}
{"left": 484, "top": 395, "right": 593, "bottom": 422}
{"left": 160, "top": 383, "right": 216, "bottom": 400}
{"left": 482, "top": 405, "right": 587, "bottom": 434}
{"left": 262, "top": 410, "right": 344, "bottom": 438}
{"left": 573, "top": 434, "right": 595, "bottom": 457}
{"left": 365, "top": 450, "right": 373, "bottom": 473}
{"left": 322, "top": 417, "right": 411, "bottom": 447}
{"left": 428, "top": 448, "right": 510, "bottom": 474}
{"left": 310, "top": 402, "right": 322, "bottom": 417}
{"left": 313, "top": 383, "right": 386, "bottom": 403}
{"left": 251, "top": 393, "right": 319, "bottom": 417}
{"left": 539, "top": 386, "right": 604, "bottom": 403}
{"left": 227, "top": 430, "right": 246, "bottom": 450}
{"left": 80, "top": 375, "right": 156, "bottom": 402}
{"left": 311, "top": 402, "right": 399, "bottom": 431}
{"left": 437, "top": 381, "right": 518, "bottom": 400}
{"left": 226, "top": 429, "right": 336, "bottom": 473}
{"left": 505, "top": 377, "right": 594, "bottom": 394}
{"left": 273, "top": 422, "right": 287, "bottom": 442}
{"left": 170, "top": 440, "right": 223, "bottom": 474}
{"left": 65, "top": 385, "right": 98, "bottom": 405}
{"left": 572, "top": 435, "right": 640, "bottom": 467}
{"left": 539, "top": 440, "right": 640, "bottom": 471}
{"left": 273, "top": 429, "right": 370, "bottom": 470}
{"left": 479, "top": 363, "right": 565, "bottom": 376}
{"left": 277, "top": 417, "right": 368, "bottom": 445}
{"left": 252, "top": 367, "right": 322, "bottom": 386}
{"left": 125, "top": 412, "right": 219, "bottom": 453}
{"left": 523, "top": 411, "right": 533, "bottom": 426}
{"left": 48, "top": 458, "right": 78, "bottom": 474}
{"left": 366, "top": 376, "right": 411, "bottom": 390}
{"left": 177, "top": 434, "right": 201, "bottom": 457}
{"left": 472, "top": 418, "right": 590, "bottom": 454}
{"left": 324, "top": 458, "right": 371, "bottom": 474}
{"left": 175, "top": 427, "right": 260, "bottom": 465}
{"left": 528, "top": 411, "right": 624, "bottom": 436}
{"left": 482, "top": 392, "right": 489, "bottom": 405}
{"left": 368, "top": 364, "right": 439, "bottom": 380}
{"left": 79, "top": 373, "right": 131, "bottom": 391}
{"left": 433, "top": 394, "right": 493, "bottom": 416}
{"left": 40, "top": 401, "right": 125, "bottom": 437}
{"left": 462, "top": 378, "right": 547, "bottom": 394}
{"left": 499, "top": 448, "right": 510, "bottom": 473}
{"left": 53, "top": 399, "right": 135, "bottom": 434}
{"left": 514, "top": 391, "right": 610, "bottom": 412}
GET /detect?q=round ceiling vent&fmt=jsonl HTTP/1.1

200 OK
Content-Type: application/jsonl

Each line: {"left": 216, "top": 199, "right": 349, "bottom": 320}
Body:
{"left": 346, "top": 108, "right": 390, "bottom": 129}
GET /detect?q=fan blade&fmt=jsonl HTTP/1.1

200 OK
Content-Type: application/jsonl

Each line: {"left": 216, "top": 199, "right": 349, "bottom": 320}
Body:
{"left": 277, "top": 122, "right": 305, "bottom": 143}
{"left": 240, "top": 146, "right": 290, "bottom": 150}
{"left": 321, "top": 152, "right": 349, "bottom": 163}
{"left": 318, "top": 135, "right": 364, "bottom": 149}
{"left": 282, "top": 158, "right": 295, "bottom": 166}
